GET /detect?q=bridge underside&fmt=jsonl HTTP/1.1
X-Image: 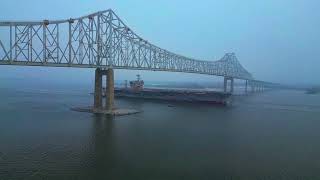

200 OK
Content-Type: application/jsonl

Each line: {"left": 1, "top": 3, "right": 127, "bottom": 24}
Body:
{"left": 0, "top": 60, "right": 251, "bottom": 81}
{"left": 0, "top": 60, "right": 267, "bottom": 95}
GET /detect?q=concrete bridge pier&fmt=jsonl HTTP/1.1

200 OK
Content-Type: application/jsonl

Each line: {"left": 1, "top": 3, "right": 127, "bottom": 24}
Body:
{"left": 105, "top": 68, "right": 114, "bottom": 111}
{"left": 223, "top": 77, "right": 234, "bottom": 94}
{"left": 94, "top": 68, "right": 103, "bottom": 110}
{"left": 224, "top": 77, "right": 228, "bottom": 93}
{"left": 87, "top": 68, "right": 140, "bottom": 116}
{"left": 94, "top": 68, "right": 114, "bottom": 111}
{"left": 231, "top": 78, "right": 234, "bottom": 93}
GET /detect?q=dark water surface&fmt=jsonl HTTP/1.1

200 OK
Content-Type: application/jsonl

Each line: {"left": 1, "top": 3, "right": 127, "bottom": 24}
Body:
{"left": 1, "top": 81, "right": 320, "bottom": 180}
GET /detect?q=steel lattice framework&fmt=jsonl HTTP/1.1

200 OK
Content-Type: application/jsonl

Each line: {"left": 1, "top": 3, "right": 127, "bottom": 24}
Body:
{"left": 0, "top": 9, "right": 253, "bottom": 80}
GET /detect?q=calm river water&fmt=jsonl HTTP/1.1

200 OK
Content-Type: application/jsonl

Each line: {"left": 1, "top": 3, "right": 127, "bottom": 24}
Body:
{"left": 1, "top": 80, "right": 320, "bottom": 180}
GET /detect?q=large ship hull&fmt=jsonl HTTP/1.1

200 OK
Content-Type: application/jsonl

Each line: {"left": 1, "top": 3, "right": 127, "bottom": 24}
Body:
{"left": 113, "top": 88, "right": 232, "bottom": 105}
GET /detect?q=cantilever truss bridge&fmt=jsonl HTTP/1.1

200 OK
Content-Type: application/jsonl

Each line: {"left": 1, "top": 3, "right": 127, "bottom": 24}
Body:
{"left": 0, "top": 9, "right": 254, "bottom": 80}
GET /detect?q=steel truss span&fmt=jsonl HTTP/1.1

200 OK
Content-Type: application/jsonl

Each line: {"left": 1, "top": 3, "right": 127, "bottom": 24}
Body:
{"left": 0, "top": 9, "right": 253, "bottom": 80}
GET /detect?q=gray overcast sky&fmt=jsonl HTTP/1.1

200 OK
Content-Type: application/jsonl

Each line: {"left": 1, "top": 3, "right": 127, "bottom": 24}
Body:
{"left": 0, "top": 0, "right": 319, "bottom": 85}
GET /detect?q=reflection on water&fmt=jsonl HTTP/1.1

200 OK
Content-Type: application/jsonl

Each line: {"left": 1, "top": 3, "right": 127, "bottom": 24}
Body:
{"left": 89, "top": 115, "right": 116, "bottom": 179}
{"left": 0, "top": 85, "right": 320, "bottom": 179}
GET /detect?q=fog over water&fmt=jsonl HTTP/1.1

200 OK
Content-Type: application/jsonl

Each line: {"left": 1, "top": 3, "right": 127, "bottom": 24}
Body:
{"left": 1, "top": 1, "right": 320, "bottom": 179}
{"left": 1, "top": 79, "right": 320, "bottom": 179}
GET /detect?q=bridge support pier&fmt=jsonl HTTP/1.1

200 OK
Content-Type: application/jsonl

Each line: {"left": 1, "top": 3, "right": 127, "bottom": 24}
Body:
{"left": 231, "top": 78, "right": 234, "bottom": 93}
{"left": 73, "top": 68, "right": 140, "bottom": 116}
{"left": 223, "top": 77, "right": 234, "bottom": 94}
{"left": 94, "top": 68, "right": 103, "bottom": 110}
{"left": 224, "top": 77, "right": 228, "bottom": 93}
{"left": 106, "top": 68, "right": 114, "bottom": 111}
{"left": 94, "top": 68, "right": 114, "bottom": 111}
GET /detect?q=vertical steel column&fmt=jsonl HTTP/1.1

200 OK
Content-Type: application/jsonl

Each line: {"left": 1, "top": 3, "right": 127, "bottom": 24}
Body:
{"left": 26, "top": 25, "right": 30, "bottom": 61}
{"left": 109, "top": 12, "right": 114, "bottom": 67}
{"left": 89, "top": 17, "right": 93, "bottom": 64}
{"left": 56, "top": 24, "right": 60, "bottom": 62}
{"left": 9, "top": 24, "right": 12, "bottom": 62}
{"left": 43, "top": 22, "right": 47, "bottom": 63}
{"left": 106, "top": 68, "right": 114, "bottom": 111}
{"left": 68, "top": 19, "right": 73, "bottom": 65}
{"left": 29, "top": 25, "right": 33, "bottom": 62}
{"left": 94, "top": 68, "right": 103, "bottom": 110}
{"left": 112, "top": 15, "right": 116, "bottom": 67}
{"left": 79, "top": 19, "right": 83, "bottom": 63}
{"left": 97, "top": 14, "right": 101, "bottom": 66}
{"left": 14, "top": 25, "right": 17, "bottom": 61}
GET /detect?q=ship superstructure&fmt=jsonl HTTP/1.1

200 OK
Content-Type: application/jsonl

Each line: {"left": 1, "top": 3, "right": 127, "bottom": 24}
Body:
{"left": 129, "top": 75, "right": 144, "bottom": 91}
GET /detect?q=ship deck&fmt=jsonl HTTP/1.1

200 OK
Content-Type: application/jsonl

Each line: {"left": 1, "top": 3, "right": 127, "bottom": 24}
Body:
{"left": 113, "top": 87, "right": 232, "bottom": 105}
